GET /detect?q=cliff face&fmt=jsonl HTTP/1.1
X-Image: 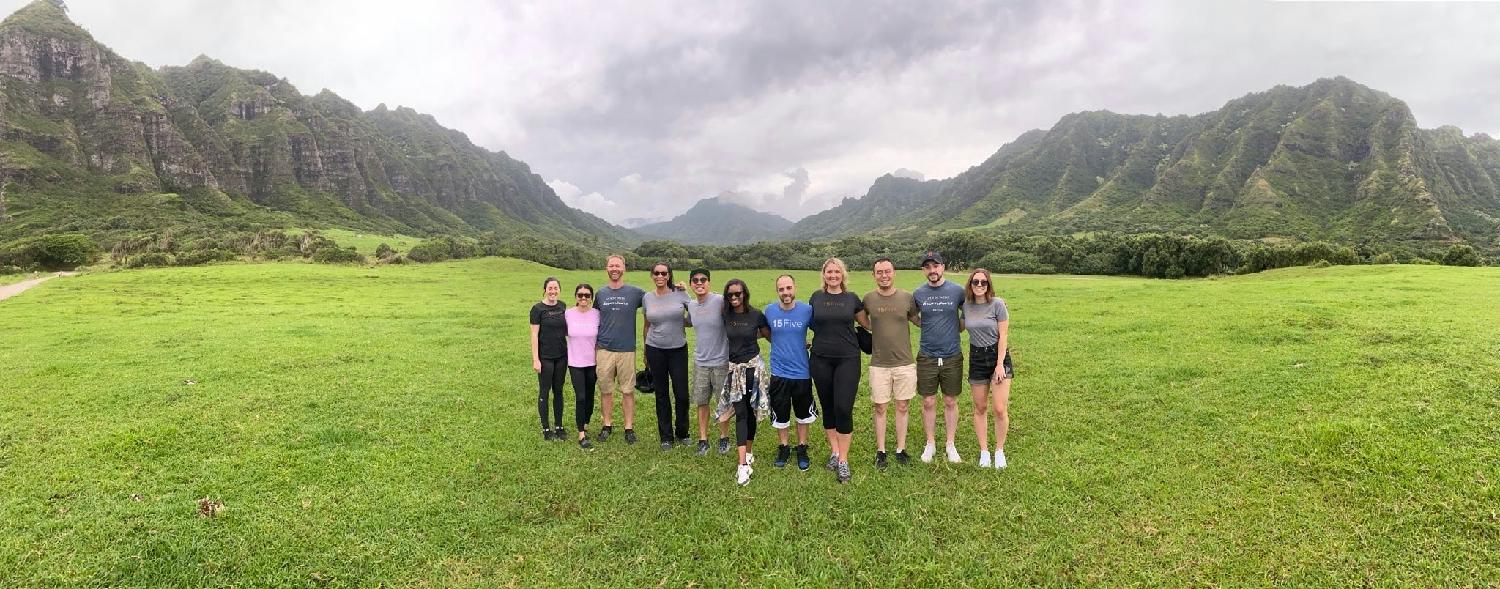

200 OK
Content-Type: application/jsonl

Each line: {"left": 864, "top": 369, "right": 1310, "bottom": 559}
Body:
{"left": 0, "top": 0, "right": 628, "bottom": 244}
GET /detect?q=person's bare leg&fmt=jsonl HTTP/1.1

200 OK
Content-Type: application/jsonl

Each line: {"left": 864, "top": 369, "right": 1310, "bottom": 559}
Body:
{"left": 942, "top": 395, "right": 959, "bottom": 447}
{"left": 697, "top": 404, "right": 709, "bottom": 440}
{"left": 872, "top": 402, "right": 888, "bottom": 452}
{"left": 894, "top": 399, "right": 910, "bottom": 451}
{"left": 796, "top": 423, "right": 809, "bottom": 445}
{"left": 993, "top": 379, "right": 1012, "bottom": 451}
{"left": 622, "top": 392, "right": 635, "bottom": 430}
{"left": 922, "top": 395, "right": 938, "bottom": 446}
{"left": 971, "top": 383, "right": 990, "bottom": 454}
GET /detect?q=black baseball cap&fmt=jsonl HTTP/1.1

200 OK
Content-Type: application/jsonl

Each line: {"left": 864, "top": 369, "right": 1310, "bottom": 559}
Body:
{"left": 920, "top": 251, "right": 945, "bottom": 266}
{"left": 689, "top": 268, "right": 710, "bottom": 280}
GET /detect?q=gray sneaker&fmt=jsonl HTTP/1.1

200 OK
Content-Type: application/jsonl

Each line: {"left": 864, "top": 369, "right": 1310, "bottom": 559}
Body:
{"left": 695, "top": 440, "right": 710, "bottom": 456}
{"left": 836, "top": 461, "right": 851, "bottom": 484}
{"left": 825, "top": 453, "right": 839, "bottom": 471}
{"left": 659, "top": 441, "right": 673, "bottom": 452}
{"left": 717, "top": 437, "right": 730, "bottom": 454}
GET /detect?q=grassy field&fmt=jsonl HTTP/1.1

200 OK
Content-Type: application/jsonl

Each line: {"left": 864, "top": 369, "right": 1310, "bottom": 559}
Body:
{"left": 1, "top": 259, "right": 1497, "bottom": 586}
{"left": 0, "top": 271, "right": 45, "bottom": 286}
{"left": 289, "top": 228, "right": 424, "bottom": 255}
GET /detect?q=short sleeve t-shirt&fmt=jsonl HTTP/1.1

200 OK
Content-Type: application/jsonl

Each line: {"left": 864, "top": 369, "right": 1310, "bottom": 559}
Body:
{"left": 530, "top": 301, "right": 567, "bottom": 360}
{"left": 687, "top": 293, "right": 728, "bottom": 366}
{"left": 593, "top": 284, "right": 645, "bottom": 352}
{"left": 642, "top": 289, "right": 690, "bottom": 349}
{"left": 564, "top": 307, "right": 600, "bottom": 367}
{"left": 963, "top": 298, "right": 1009, "bottom": 348}
{"left": 809, "top": 290, "right": 864, "bottom": 359}
{"left": 765, "top": 302, "right": 813, "bottom": 379}
{"left": 914, "top": 280, "right": 965, "bottom": 358}
{"left": 723, "top": 307, "right": 768, "bottom": 364}
{"left": 862, "top": 289, "right": 919, "bottom": 367}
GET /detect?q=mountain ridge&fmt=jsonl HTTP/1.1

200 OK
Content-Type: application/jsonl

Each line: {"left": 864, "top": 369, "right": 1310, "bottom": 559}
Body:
{"left": 636, "top": 194, "right": 793, "bottom": 245}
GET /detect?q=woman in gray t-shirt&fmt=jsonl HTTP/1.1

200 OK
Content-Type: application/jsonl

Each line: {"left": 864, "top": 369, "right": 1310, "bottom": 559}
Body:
{"left": 962, "top": 268, "right": 1012, "bottom": 469}
{"left": 643, "top": 262, "right": 692, "bottom": 448}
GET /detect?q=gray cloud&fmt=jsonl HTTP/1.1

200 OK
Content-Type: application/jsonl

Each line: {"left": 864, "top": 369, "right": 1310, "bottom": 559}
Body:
{"left": 19, "top": 0, "right": 1500, "bottom": 224}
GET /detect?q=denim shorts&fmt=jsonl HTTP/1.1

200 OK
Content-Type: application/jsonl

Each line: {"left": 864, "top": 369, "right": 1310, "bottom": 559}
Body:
{"left": 968, "top": 344, "right": 1013, "bottom": 384}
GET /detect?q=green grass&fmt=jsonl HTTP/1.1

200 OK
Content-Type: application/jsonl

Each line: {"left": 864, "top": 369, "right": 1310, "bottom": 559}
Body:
{"left": 289, "top": 228, "right": 423, "bottom": 254}
{"left": 0, "top": 271, "right": 47, "bottom": 286}
{"left": 1, "top": 259, "right": 1497, "bottom": 586}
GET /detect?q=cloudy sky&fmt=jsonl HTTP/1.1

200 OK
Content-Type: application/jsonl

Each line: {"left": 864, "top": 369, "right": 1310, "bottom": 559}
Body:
{"left": 14, "top": 0, "right": 1500, "bottom": 225}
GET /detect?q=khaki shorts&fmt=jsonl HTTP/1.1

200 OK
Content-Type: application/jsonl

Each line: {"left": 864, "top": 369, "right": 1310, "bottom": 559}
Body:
{"left": 916, "top": 353, "right": 964, "bottom": 397}
{"left": 869, "top": 364, "right": 917, "bottom": 404}
{"left": 691, "top": 363, "right": 727, "bottom": 406}
{"left": 596, "top": 349, "right": 636, "bottom": 398}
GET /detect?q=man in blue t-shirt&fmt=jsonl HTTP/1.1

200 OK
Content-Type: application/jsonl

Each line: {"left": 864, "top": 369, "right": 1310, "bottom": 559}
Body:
{"left": 592, "top": 254, "right": 645, "bottom": 444}
{"left": 913, "top": 250, "right": 966, "bottom": 464}
{"left": 764, "top": 274, "right": 817, "bottom": 471}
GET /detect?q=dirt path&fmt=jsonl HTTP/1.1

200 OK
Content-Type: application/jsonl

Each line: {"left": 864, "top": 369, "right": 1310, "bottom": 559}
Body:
{"left": 0, "top": 272, "right": 75, "bottom": 302}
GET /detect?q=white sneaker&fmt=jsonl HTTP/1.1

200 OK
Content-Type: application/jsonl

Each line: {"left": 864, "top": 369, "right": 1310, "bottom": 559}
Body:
{"left": 920, "top": 443, "right": 936, "bottom": 463}
{"left": 995, "top": 449, "right": 1007, "bottom": 469}
{"left": 746, "top": 452, "right": 755, "bottom": 466}
{"left": 946, "top": 445, "right": 961, "bottom": 463}
{"left": 978, "top": 451, "right": 992, "bottom": 468}
{"left": 736, "top": 464, "right": 753, "bottom": 486}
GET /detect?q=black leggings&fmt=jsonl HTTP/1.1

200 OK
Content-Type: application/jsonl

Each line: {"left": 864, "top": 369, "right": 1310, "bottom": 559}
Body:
{"left": 570, "top": 366, "right": 597, "bottom": 431}
{"left": 645, "top": 345, "right": 690, "bottom": 443}
{"left": 538, "top": 356, "right": 566, "bottom": 430}
{"left": 734, "top": 370, "right": 761, "bottom": 447}
{"left": 810, "top": 354, "right": 860, "bottom": 435}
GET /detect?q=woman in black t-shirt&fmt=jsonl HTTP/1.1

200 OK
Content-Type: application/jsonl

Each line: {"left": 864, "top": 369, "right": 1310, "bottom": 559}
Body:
{"left": 530, "top": 277, "right": 569, "bottom": 441}
{"left": 808, "top": 258, "right": 866, "bottom": 484}
{"left": 719, "top": 278, "right": 770, "bottom": 486}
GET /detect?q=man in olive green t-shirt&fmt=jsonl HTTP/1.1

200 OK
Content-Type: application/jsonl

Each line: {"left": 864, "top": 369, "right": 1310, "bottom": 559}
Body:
{"left": 857, "top": 257, "right": 921, "bottom": 469}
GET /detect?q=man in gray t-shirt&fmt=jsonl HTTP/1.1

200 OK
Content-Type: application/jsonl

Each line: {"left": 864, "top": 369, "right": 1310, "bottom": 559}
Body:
{"left": 592, "top": 254, "right": 645, "bottom": 444}
{"left": 913, "top": 250, "right": 966, "bottom": 464}
{"left": 686, "top": 268, "right": 730, "bottom": 455}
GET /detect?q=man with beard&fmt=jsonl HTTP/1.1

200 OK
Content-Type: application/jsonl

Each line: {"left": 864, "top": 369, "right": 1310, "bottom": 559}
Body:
{"left": 913, "top": 251, "right": 966, "bottom": 463}
{"left": 764, "top": 274, "right": 816, "bottom": 471}
{"left": 593, "top": 254, "right": 645, "bottom": 444}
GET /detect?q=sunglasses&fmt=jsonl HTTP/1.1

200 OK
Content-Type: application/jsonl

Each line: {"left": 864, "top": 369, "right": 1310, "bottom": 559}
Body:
{"left": 970, "top": 279, "right": 989, "bottom": 287}
{"left": 576, "top": 293, "right": 593, "bottom": 299}
{"left": 726, "top": 291, "right": 744, "bottom": 298}
{"left": 651, "top": 271, "right": 669, "bottom": 276}
{"left": 690, "top": 277, "right": 709, "bottom": 284}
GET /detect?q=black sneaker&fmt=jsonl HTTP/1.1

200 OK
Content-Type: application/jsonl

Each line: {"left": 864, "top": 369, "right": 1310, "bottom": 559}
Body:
{"left": 796, "top": 445, "right": 810, "bottom": 471}
{"left": 660, "top": 441, "right": 673, "bottom": 452}
{"left": 895, "top": 450, "right": 911, "bottom": 465}
{"left": 579, "top": 436, "right": 593, "bottom": 450}
{"left": 716, "top": 437, "right": 730, "bottom": 454}
{"left": 624, "top": 429, "right": 638, "bottom": 445}
{"left": 875, "top": 450, "right": 889, "bottom": 470}
{"left": 774, "top": 445, "right": 791, "bottom": 468}
{"left": 695, "top": 440, "right": 710, "bottom": 456}
{"left": 598, "top": 426, "right": 612, "bottom": 443}
{"left": 554, "top": 427, "right": 567, "bottom": 440}
{"left": 542, "top": 428, "right": 554, "bottom": 441}
{"left": 677, "top": 437, "right": 691, "bottom": 447}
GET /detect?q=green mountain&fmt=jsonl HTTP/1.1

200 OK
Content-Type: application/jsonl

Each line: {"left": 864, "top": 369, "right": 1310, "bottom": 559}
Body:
{"left": 790, "top": 173, "right": 945, "bottom": 239}
{"left": 636, "top": 195, "right": 793, "bottom": 245}
{"left": 803, "top": 78, "right": 1500, "bottom": 246}
{"left": 0, "top": 0, "right": 630, "bottom": 246}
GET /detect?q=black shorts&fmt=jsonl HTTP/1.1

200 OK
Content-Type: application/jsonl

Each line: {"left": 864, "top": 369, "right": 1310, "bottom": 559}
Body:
{"left": 768, "top": 376, "right": 816, "bottom": 429}
{"left": 968, "top": 344, "right": 1013, "bottom": 384}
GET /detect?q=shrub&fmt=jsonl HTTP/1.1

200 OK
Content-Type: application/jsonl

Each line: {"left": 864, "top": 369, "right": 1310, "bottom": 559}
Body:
{"left": 123, "top": 252, "right": 175, "bottom": 268}
{"left": 1309, "top": 260, "right": 1332, "bottom": 268}
{"left": 312, "top": 247, "right": 366, "bottom": 264}
{"left": 1440, "top": 244, "right": 1483, "bottom": 267}
{"left": 374, "top": 243, "right": 394, "bottom": 259}
{"left": 174, "top": 248, "right": 236, "bottom": 266}
{"left": 1371, "top": 252, "right": 1396, "bottom": 265}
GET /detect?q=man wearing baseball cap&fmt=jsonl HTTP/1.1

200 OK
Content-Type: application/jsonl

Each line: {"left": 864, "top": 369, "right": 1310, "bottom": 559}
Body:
{"left": 913, "top": 250, "right": 966, "bottom": 463}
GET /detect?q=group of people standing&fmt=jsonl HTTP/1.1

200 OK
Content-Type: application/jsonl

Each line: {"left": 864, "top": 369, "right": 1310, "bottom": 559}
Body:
{"left": 529, "top": 251, "right": 1013, "bottom": 485}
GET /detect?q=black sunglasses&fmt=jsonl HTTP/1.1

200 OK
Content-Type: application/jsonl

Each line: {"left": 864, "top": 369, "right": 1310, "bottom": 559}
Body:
{"left": 651, "top": 271, "right": 669, "bottom": 276}
{"left": 970, "top": 279, "right": 989, "bottom": 287}
{"left": 690, "top": 277, "right": 709, "bottom": 283}
{"left": 576, "top": 292, "right": 593, "bottom": 298}
{"left": 726, "top": 291, "right": 744, "bottom": 298}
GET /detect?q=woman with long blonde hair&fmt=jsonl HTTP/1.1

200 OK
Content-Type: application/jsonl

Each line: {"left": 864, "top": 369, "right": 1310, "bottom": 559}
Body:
{"left": 808, "top": 257, "right": 867, "bottom": 483}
